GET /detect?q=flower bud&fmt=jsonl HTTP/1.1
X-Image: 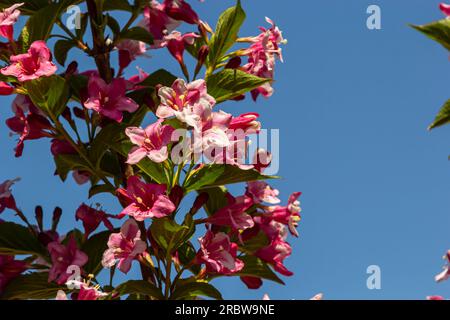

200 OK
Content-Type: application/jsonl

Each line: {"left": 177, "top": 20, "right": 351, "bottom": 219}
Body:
{"left": 73, "top": 107, "right": 85, "bottom": 120}
{"left": 225, "top": 57, "right": 242, "bottom": 69}
{"left": 34, "top": 206, "right": 44, "bottom": 232}
{"left": 189, "top": 192, "right": 209, "bottom": 215}
{"left": 52, "top": 207, "right": 63, "bottom": 232}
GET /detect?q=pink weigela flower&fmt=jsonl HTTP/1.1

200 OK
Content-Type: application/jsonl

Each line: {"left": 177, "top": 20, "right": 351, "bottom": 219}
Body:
{"left": 207, "top": 195, "right": 254, "bottom": 232}
{"left": 125, "top": 119, "right": 175, "bottom": 164}
{"left": 440, "top": 3, "right": 450, "bottom": 16}
{"left": 164, "top": 0, "right": 200, "bottom": 25}
{"left": 0, "top": 255, "right": 27, "bottom": 294}
{"left": 75, "top": 204, "right": 117, "bottom": 239}
{"left": 1, "top": 41, "right": 57, "bottom": 82}
{"left": 117, "top": 176, "right": 176, "bottom": 221}
{"left": 102, "top": 219, "right": 147, "bottom": 274}
{"left": 0, "top": 3, "right": 23, "bottom": 41}
{"left": 161, "top": 31, "right": 200, "bottom": 65}
{"left": 84, "top": 76, "right": 139, "bottom": 123}
{"left": 196, "top": 230, "right": 244, "bottom": 275}
{"left": 0, "top": 178, "right": 19, "bottom": 213}
{"left": 435, "top": 250, "right": 450, "bottom": 283}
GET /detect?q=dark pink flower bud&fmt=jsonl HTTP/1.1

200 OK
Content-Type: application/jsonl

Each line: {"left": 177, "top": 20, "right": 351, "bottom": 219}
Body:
{"left": 0, "top": 81, "right": 14, "bottom": 95}
{"left": 225, "top": 56, "right": 241, "bottom": 69}
{"left": 73, "top": 107, "right": 85, "bottom": 119}
{"left": 164, "top": 0, "right": 200, "bottom": 25}
{"left": 190, "top": 192, "right": 209, "bottom": 215}
{"left": 34, "top": 206, "right": 44, "bottom": 231}
{"left": 240, "top": 276, "right": 263, "bottom": 289}
{"left": 51, "top": 207, "right": 63, "bottom": 232}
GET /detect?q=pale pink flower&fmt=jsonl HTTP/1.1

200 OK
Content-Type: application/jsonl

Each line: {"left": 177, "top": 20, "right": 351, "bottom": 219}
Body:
{"left": 196, "top": 230, "right": 244, "bottom": 275}
{"left": 47, "top": 237, "right": 88, "bottom": 285}
{"left": 117, "top": 176, "right": 176, "bottom": 221}
{"left": 1, "top": 41, "right": 57, "bottom": 82}
{"left": 156, "top": 78, "right": 215, "bottom": 129}
{"left": 84, "top": 76, "right": 139, "bottom": 122}
{"left": 268, "top": 192, "right": 302, "bottom": 237}
{"left": 0, "top": 3, "right": 23, "bottom": 40}
{"left": 435, "top": 250, "right": 450, "bottom": 283}
{"left": 246, "top": 181, "right": 280, "bottom": 204}
{"left": 102, "top": 219, "right": 147, "bottom": 274}
{"left": 310, "top": 293, "right": 324, "bottom": 300}
{"left": 125, "top": 119, "right": 175, "bottom": 164}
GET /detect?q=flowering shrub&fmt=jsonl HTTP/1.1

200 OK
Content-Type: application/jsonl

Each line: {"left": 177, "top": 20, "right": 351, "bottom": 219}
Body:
{"left": 412, "top": 3, "right": 450, "bottom": 300}
{"left": 0, "top": 0, "right": 301, "bottom": 300}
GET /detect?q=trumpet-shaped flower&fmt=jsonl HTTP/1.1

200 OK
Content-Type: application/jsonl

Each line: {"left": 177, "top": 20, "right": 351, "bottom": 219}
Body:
{"left": 75, "top": 204, "right": 117, "bottom": 239}
{"left": 47, "top": 237, "right": 88, "bottom": 285}
{"left": 440, "top": 3, "right": 450, "bottom": 16}
{"left": 435, "top": 250, "right": 450, "bottom": 283}
{"left": 84, "top": 76, "right": 139, "bottom": 123}
{"left": 196, "top": 231, "right": 244, "bottom": 275}
{"left": 268, "top": 192, "right": 302, "bottom": 237}
{"left": 0, "top": 3, "right": 23, "bottom": 40}
{"left": 1, "top": 41, "right": 57, "bottom": 82}
{"left": 117, "top": 176, "right": 176, "bottom": 221}
{"left": 207, "top": 195, "right": 254, "bottom": 231}
{"left": 125, "top": 119, "right": 175, "bottom": 164}
{"left": 161, "top": 31, "right": 200, "bottom": 65}
{"left": 102, "top": 219, "right": 147, "bottom": 274}
{"left": 256, "top": 237, "right": 293, "bottom": 276}
{"left": 0, "top": 178, "right": 19, "bottom": 213}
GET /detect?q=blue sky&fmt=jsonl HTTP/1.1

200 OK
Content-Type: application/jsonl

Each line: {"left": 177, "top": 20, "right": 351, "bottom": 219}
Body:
{"left": 1, "top": 0, "right": 449, "bottom": 300}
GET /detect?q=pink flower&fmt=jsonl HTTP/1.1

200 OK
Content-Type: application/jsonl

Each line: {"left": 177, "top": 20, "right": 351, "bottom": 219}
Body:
{"left": 117, "top": 176, "right": 176, "bottom": 221}
{"left": 1, "top": 41, "right": 57, "bottom": 82}
{"left": 252, "top": 148, "right": 272, "bottom": 172}
{"left": 246, "top": 181, "right": 280, "bottom": 204}
{"left": 268, "top": 192, "right": 302, "bottom": 237}
{"left": 6, "top": 96, "right": 53, "bottom": 157}
{"left": 83, "top": 76, "right": 139, "bottom": 123}
{"left": 75, "top": 204, "right": 117, "bottom": 239}
{"left": 0, "top": 3, "right": 23, "bottom": 41}
{"left": 207, "top": 195, "right": 254, "bottom": 231}
{"left": 0, "top": 82, "right": 14, "bottom": 95}
{"left": 229, "top": 113, "right": 261, "bottom": 134}
{"left": 196, "top": 231, "right": 244, "bottom": 275}
{"left": 57, "top": 280, "right": 108, "bottom": 300}
{"left": 0, "top": 255, "right": 27, "bottom": 294}
{"left": 125, "top": 119, "right": 175, "bottom": 164}
{"left": 440, "top": 3, "right": 450, "bottom": 16}
{"left": 47, "top": 237, "right": 88, "bottom": 285}
{"left": 0, "top": 178, "right": 19, "bottom": 213}
{"left": 427, "top": 295, "right": 445, "bottom": 300}
{"left": 156, "top": 78, "right": 215, "bottom": 129}
{"left": 161, "top": 31, "right": 200, "bottom": 65}
{"left": 256, "top": 237, "right": 293, "bottom": 276}
{"left": 72, "top": 171, "right": 91, "bottom": 185}
{"left": 102, "top": 219, "right": 147, "bottom": 274}
{"left": 50, "top": 139, "right": 76, "bottom": 156}
{"left": 139, "top": 1, "right": 180, "bottom": 47}
{"left": 435, "top": 250, "right": 450, "bottom": 283}
{"left": 164, "top": 0, "right": 200, "bottom": 24}
{"left": 242, "top": 18, "right": 287, "bottom": 100}
{"left": 116, "top": 39, "right": 147, "bottom": 70}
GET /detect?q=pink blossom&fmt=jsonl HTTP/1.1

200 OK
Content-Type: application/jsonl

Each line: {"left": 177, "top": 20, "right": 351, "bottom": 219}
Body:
{"left": 0, "top": 255, "right": 27, "bottom": 294}
{"left": 427, "top": 295, "right": 445, "bottom": 300}
{"left": 256, "top": 237, "right": 293, "bottom": 276}
{"left": 102, "top": 219, "right": 147, "bottom": 274}
{"left": 252, "top": 148, "right": 272, "bottom": 173}
{"left": 117, "top": 176, "right": 176, "bottom": 221}
{"left": 1, "top": 41, "right": 57, "bottom": 82}
{"left": 57, "top": 281, "right": 108, "bottom": 300}
{"left": 75, "top": 204, "right": 117, "bottom": 239}
{"left": 126, "top": 119, "right": 175, "bottom": 164}
{"left": 246, "top": 181, "right": 280, "bottom": 205}
{"left": 139, "top": 1, "right": 180, "bottom": 47}
{"left": 72, "top": 171, "right": 91, "bottom": 185}
{"left": 164, "top": 0, "right": 200, "bottom": 24}
{"left": 196, "top": 230, "right": 244, "bottom": 275}
{"left": 84, "top": 76, "right": 139, "bottom": 123}
{"left": 268, "top": 192, "right": 302, "bottom": 237}
{"left": 6, "top": 96, "right": 53, "bottom": 157}
{"left": 207, "top": 195, "right": 254, "bottom": 231}
{"left": 242, "top": 18, "right": 287, "bottom": 100}
{"left": 229, "top": 112, "right": 261, "bottom": 134}
{"left": 116, "top": 39, "right": 147, "bottom": 70}
{"left": 156, "top": 78, "right": 215, "bottom": 129}
{"left": 0, "top": 81, "right": 14, "bottom": 95}
{"left": 435, "top": 250, "right": 450, "bottom": 283}
{"left": 240, "top": 276, "right": 263, "bottom": 289}
{"left": 440, "top": 3, "right": 450, "bottom": 16}
{"left": 0, "top": 178, "right": 19, "bottom": 213}
{"left": 0, "top": 3, "right": 23, "bottom": 40}
{"left": 161, "top": 31, "right": 200, "bottom": 65}
{"left": 47, "top": 237, "right": 88, "bottom": 285}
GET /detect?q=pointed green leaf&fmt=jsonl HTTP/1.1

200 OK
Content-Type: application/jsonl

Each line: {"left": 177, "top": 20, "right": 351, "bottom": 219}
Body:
{"left": 0, "top": 222, "right": 47, "bottom": 257}
{"left": 1, "top": 272, "right": 63, "bottom": 300}
{"left": 428, "top": 99, "right": 450, "bottom": 130}
{"left": 411, "top": 19, "right": 450, "bottom": 51}
{"left": 170, "top": 281, "right": 223, "bottom": 300}
{"left": 116, "top": 280, "right": 164, "bottom": 300}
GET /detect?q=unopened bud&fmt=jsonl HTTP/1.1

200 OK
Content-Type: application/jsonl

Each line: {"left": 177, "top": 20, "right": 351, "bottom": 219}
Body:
{"left": 225, "top": 56, "right": 242, "bottom": 69}
{"left": 190, "top": 192, "right": 209, "bottom": 215}
{"left": 34, "top": 206, "right": 44, "bottom": 232}
{"left": 52, "top": 207, "right": 63, "bottom": 232}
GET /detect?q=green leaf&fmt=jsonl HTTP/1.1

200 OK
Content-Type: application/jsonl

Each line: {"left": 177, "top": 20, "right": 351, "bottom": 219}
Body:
{"left": 25, "top": 75, "right": 70, "bottom": 118}
{"left": 206, "top": 0, "right": 245, "bottom": 72}
{"left": 22, "top": 3, "right": 62, "bottom": 44}
{"left": 104, "top": 0, "right": 133, "bottom": 12}
{"left": 150, "top": 218, "right": 193, "bottom": 256}
{"left": 170, "top": 281, "right": 223, "bottom": 300}
{"left": 428, "top": 99, "right": 450, "bottom": 130}
{"left": 54, "top": 40, "right": 77, "bottom": 66}
{"left": 89, "top": 183, "right": 116, "bottom": 198}
{"left": 206, "top": 69, "right": 270, "bottom": 103}
{"left": 236, "top": 255, "right": 285, "bottom": 285}
{"left": 411, "top": 19, "right": 450, "bottom": 51}
{"left": 0, "top": 222, "right": 47, "bottom": 257}
{"left": 202, "top": 187, "right": 228, "bottom": 216}
{"left": 185, "top": 165, "right": 277, "bottom": 192}
{"left": 121, "top": 26, "right": 153, "bottom": 45}
{"left": 138, "top": 69, "right": 177, "bottom": 88}
{"left": 1, "top": 272, "right": 63, "bottom": 300}
{"left": 82, "top": 230, "right": 114, "bottom": 276}
{"left": 116, "top": 280, "right": 164, "bottom": 300}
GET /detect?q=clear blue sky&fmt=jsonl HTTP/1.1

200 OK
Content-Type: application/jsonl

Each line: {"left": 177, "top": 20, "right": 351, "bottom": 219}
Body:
{"left": 1, "top": 0, "right": 449, "bottom": 300}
